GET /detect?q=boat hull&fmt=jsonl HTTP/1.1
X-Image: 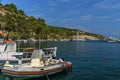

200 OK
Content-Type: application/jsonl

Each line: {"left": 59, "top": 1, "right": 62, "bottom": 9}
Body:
{"left": 1, "top": 62, "right": 72, "bottom": 77}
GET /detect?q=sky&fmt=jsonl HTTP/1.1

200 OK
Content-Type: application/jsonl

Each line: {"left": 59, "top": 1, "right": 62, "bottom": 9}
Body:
{"left": 2, "top": 0, "right": 120, "bottom": 38}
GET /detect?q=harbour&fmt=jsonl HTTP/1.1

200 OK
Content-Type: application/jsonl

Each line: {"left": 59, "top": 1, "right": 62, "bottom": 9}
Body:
{"left": 1, "top": 0, "right": 120, "bottom": 80}
{"left": 0, "top": 41, "right": 119, "bottom": 80}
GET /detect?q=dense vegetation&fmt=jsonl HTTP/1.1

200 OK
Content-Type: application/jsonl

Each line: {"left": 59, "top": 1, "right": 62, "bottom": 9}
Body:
{"left": 0, "top": 3, "right": 106, "bottom": 40}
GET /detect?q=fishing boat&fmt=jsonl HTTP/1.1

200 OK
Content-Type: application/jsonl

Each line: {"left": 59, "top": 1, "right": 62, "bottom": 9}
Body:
{"left": 1, "top": 49, "right": 72, "bottom": 80}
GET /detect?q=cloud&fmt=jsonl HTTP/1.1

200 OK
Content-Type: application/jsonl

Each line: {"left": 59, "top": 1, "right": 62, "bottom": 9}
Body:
{"left": 47, "top": 0, "right": 71, "bottom": 6}
{"left": 35, "top": 13, "right": 46, "bottom": 18}
{"left": 81, "top": 15, "right": 92, "bottom": 21}
{"left": 25, "top": 8, "right": 37, "bottom": 12}
{"left": 100, "top": 3, "right": 120, "bottom": 9}
{"left": 93, "top": 0, "right": 120, "bottom": 9}
{"left": 96, "top": 16, "right": 109, "bottom": 19}
{"left": 47, "top": 0, "right": 57, "bottom": 6}
{"left": 55, "top": 0, "right": 71, "bottom": 2}
{"left": 25, "top": 5, "right": 41, "bottom": 12}
{"left": 113, "top": 18, "right": 120, "bottom": 22}
{"left": 80, "top": 15, "right": 112, "bottom": 22}
{"left": 95, "top": 16, "right": 110, "bottom": 19}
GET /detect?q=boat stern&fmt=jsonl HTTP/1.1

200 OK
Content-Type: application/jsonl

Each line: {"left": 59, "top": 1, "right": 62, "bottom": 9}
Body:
{"left": 63, "top": 61, "right": 72, "bottom": 68}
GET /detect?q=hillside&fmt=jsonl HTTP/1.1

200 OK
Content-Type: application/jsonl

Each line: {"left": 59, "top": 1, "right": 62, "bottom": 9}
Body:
{"left": 0, "top": 3, "right": 107, "bottom": 40}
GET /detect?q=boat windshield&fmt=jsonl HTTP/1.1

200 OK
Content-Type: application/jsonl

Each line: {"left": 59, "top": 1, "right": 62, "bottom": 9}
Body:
{"left": 31, "top": 50, "right": 45, "bottom": 60}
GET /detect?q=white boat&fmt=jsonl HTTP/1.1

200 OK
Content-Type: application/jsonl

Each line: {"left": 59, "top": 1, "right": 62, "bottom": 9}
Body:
{"left": 0, "top": 40, "right": 17, "bottom": 60}
{"left": 1, "top": 49, "right": 72, "bottom": 80}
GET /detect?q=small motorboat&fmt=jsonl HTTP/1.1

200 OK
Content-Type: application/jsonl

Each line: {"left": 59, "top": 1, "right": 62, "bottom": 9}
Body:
{"left": 1, "top": 49, "right": 72, "bottom": 80}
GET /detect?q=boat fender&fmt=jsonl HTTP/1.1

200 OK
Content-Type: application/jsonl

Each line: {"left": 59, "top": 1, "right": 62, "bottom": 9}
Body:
{"left": 59, "top": 59, "right": 64, "bottom": 62}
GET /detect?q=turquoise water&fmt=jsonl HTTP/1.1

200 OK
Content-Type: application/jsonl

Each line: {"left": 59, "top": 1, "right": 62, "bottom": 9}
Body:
{"left": 1, "top": 41, "right": 120, "bottom": 80}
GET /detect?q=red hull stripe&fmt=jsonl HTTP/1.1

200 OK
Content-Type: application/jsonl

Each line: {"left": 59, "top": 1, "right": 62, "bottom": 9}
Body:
{"left": 1, "top": 62, "right": 72, "bottom": 75}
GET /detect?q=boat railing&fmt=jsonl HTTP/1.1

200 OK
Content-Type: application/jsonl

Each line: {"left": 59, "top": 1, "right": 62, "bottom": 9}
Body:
{"left": 15, "top": 48, "right": 35, "bottom": 58}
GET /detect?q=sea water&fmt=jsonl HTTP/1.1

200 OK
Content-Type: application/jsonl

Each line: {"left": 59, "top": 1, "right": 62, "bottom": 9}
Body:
{"left": 0, "top": 40, "right": 120, "bottom": 80}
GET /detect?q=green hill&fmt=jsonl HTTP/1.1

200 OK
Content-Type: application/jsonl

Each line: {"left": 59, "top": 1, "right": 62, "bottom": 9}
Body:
{"left": 0, "top": 3, "right": 107, "bottom": 40}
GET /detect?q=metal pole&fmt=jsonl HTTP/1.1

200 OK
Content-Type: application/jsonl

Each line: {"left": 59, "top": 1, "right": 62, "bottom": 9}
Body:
{"left": 41, "top": 69, "right": 50, "bottom": 80}
{"left": 44, "top": 72, "right": 49, "bottom": 80}
{"left": 39, "top": 37, "right": 40, "bottom": 49}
